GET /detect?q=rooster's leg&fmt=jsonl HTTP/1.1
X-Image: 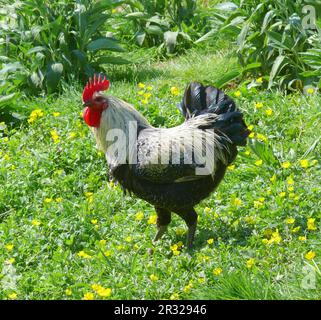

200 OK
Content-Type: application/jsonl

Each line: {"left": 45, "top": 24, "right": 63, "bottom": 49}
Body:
{"left": 175, "top": 208, "right": 198, "bottom": 249}
{"left": 153, "top": 207, "right": 171, "bottom": 242}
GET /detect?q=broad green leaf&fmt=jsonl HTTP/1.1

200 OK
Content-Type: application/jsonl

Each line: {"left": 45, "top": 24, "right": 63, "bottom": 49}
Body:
{"left": 164, "top": 31, "right": 178, "bottom": 54}
{"left": 249, "top": 139, "right": 278, "bottom": 165}
{"left": 0, "top": 92, "right": 17, "bottom": 109}
{"left": 125, "top": 12, "right": 148, "bottom": 18}
{"left": 145, "top": 25, "right": 164, "bottom": 36}
{"left": 268, "top": 55, "right": 285, "bottom": 88}
{"left": 45, "top": 63, "right": 63, "bottom": 93}
{"left": 195, "top": 30, "right": 216, "bottom": 44}
{"left": 135, "top": 31, "right": 146, "bottom": 46}
{"left": 87, "top": 38, "right": 125, "bottom": 52}
{"left": 214, "top": 69, "right": 241, "bottom": 88}
{"left": 215, "top": 2, "right": 238, "bottom": 11}
{"left": 96, "top": 56, "right": 131, "bottom": 65}
{"left": 261, "top": 10, "right": 275, "bottom": 34}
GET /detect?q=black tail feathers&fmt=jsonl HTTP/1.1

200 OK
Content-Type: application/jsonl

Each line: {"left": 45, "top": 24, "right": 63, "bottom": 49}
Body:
{"left": 178, "top": 82, "right": 250, "bottom": 146}
{"left": 177, "top": 82, "right": 237, "bottom": 119}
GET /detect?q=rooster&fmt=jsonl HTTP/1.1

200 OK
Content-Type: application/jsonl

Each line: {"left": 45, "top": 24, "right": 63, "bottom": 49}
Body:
{"left": 82, "top": 75, "right": 249, "bottom": 248}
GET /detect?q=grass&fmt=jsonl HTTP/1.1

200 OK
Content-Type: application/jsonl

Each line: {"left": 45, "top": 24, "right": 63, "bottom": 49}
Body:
{"left": 0, "top": 47, "right": 321, "bottom": 300}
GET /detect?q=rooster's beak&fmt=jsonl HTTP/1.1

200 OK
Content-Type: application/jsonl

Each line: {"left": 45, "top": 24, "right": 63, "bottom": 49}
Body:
{"left": 83, "top": 100, "right": 92, "bottom": 107}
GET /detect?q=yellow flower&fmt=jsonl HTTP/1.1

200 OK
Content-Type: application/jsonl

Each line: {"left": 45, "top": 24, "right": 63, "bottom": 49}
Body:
{"left": 8, "top": 293, "right": 17, "bottom": 300}
{"left": 44, "top": 198, "right": 53, "bottom": 203}
{"left": 232, "top": 198, "right": 242, "bottom": 206}
{"left": 83, "top": 292, "right": 94, "bottom": 300}
{"left": 204, "top": 207, "right": 211, "bottom": 213}
{"left": 246, "top": 258, "right": 255, "bottom": 269}
{"left": 3, "top": 153, "right": 10, "bottom": 161}
{"left": 299, "top": 159, "right": 309, "bottom": 168}
{"left": 65, "top": 288, "right": 72, "bottom": 296}
{"left": 137, "top": 90, "right": 144, "bottom": 95}
{"left": 28, "top": 109, "right": 44, "bottom": 123}
{"left": 148, "top": 214, "right": 157, "bottom": 225}
{"left": 207, "top": 238, "right": 214, "bottom": 245}
{"left": 69, "top": 132, "right": 77, "bottom": 139}
{"left": 198, "top": 277, "right": 206, "bottom": 284}
{"left": 291, "top": 226, "right": 300, "bottom": 233}
{"left": 138, "top": 83, "right": 145, "bottom": 89}
{"left": 56, "top": 197, "right": 63, "bottom": 203}
{"left": 311, "top": 159, "right": 318, "bottom": 166}
{"left": 278, "top": 192, "right": 286, "bottom": 198}
{"left": 227, "top": 164, "right": 235, "bottom": 171}
{"left": 213, "top": 267, "right": 223, "bottom": 276}
{"left": 147, "top": 85, "right": 153, "bottom": 91}
{"left": 175, "top": 228, "right": 186, "bottom": 236}
{"left": 307, "top": 218, "right": 317, "bottom": 231}
{"left": 143, "top": 92, "right": 151, "bottom": 99}
{"left": 170, "top": 293, "right": 180, "bottom": 300}
{"left": 98, "top": 287, "right": 112, "bottom": 298}
{"left": 141, "top": 99, "right": 149, "bottom": 105}
{"left": 256, "top": 77, "right": 263, "bottom": 84}
{"left": 281, "top": 161, "right": 291, "bottom": 169}
{"left": 270, "top": 174, "right": 276, "bottom": 182}
{"left": 287, "top": 186, "right": 294, "bottom": 192}
{"left": 287, "top": 177, "right": 294, "bottom": 185}
{"left": 255, "top": 159, "right": 263, "bottom": 166}
{"left": 111, "top": 8, "right": 117, "bottom": 14}
{"left": 135, "top": 211, "right": 144, "bottom": 221}
{"left": 248, "top": 125, "right": 254, "bottom": 131}
{"left": 99, "top": 239, "right": 106, "bottom": 246}
{"left": 170, "top": 86, "right": 179, "bottom": 96}
{"left": 104, "top": 250, "right": 112, "bottom": 257}
{"left": 256, "top": 133, "right": 267, "bottom": 142}
{"left": 92, "top": 284, "right": 112, "bottom": 298}
{"left": 183, "top": 282, "right": 193, "bottom": 293}
{"left": 50, "top": 130, "right": 59, "bottom": 143}
{"left": 299, "top": 236, "right": 306, "bottom": 241}
{"left": 285, "top": 218, "right": 295, "bottom": 224}
{"left": 172, "top": 250, "right": 180, "bottom": 256}
{"left": 245, "top": 215, "right": 256, "bottom": 225}
{"left": 7, "top": 258, "right": 15, "bottom": 264}
{"left": 53, "top": 112, "right": 60, "bottom": 117}
{"left": 84, "top": 192, "right": 93, "bottom": 203}
{"left": 77, "top": 250, "right": 92, "bottom": 259}
{"left": 255, "top": 102, "right": 263, "bottom": 109}
{"left": 305, "top": 251, "right": 316, "bottom": 260}
{"left": 234, "top": 90, "right": 241, "bottom": 97}
{"left": 306, "top": 88, "right": 314, "bottom": 94}
{"left": 249, "top": 132, "right": 255, "bottom": 138}
{"left": 271, "top": 229, "right": 282, "bottom": 244}
{"left": 265, "top": 108, "right": 273, "bottom": 116}
{"left": 150, "top": 274, "right": 159, "bottom": 282}
{"left": 5, "top": 244, "right": 14, "bottom": 251}
{"left": 125, "top": 236, "right": 132, "bottom": 243}
{"left": 32, "top": 219, "right": 41, "bottom": 226}
{"left": 91, "top": 219, "right": 98, "bottom": 225}
{"left": 253, "top": 201, "right": 264, "bottom": 209}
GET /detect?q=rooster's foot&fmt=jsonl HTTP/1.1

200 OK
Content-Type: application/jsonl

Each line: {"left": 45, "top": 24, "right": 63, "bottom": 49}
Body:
{"left": 186, "top": 222, "right": 197, "bottom": 249}
{"left": 153, "top": 225, "right": 168, "bottom": 242}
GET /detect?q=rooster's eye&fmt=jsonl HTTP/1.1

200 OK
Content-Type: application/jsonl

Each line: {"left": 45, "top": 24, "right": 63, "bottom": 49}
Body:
{"left": 95, "top": 96, "right": 105, "bottom": 103}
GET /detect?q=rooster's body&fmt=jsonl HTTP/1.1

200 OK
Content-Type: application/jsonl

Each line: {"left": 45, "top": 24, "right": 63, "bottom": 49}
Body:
{"left": 82, "top": 77, "right": 249, "bottom": 248}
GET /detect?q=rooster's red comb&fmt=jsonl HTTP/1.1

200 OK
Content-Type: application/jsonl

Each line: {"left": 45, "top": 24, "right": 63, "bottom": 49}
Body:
{"left": 82, "top": 74, "right": 110, "bottom": 102}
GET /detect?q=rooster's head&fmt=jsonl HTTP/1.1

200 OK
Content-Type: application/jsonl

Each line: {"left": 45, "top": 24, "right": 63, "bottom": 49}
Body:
{"left": 82, "top": 74, "right": 110, "bottom": 127}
